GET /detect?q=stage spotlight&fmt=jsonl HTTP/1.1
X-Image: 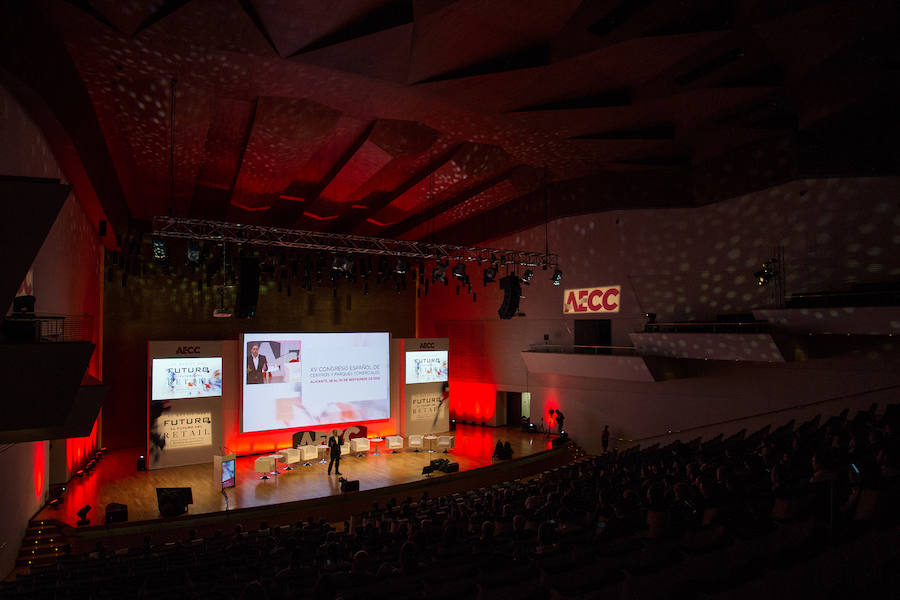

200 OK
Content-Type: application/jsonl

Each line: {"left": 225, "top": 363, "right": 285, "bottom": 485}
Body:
{"left": 152, "top": 239, "right": 168, "bottom": 264}
{"left": 551, "top": 269, "right": 562, "bottom": 285}
{"left": 186, "top": 241, "right": 200, "bottom": 264}
{"left": 451, "top": 262, "right": 466, "bottom": 280}
{"left": 76, "top": 505, "right": 92, "bottom": 526}
{"left": 483, "top": 266, "right": 498, "bottom": 285}
{"left": 432, "top": 261, "right": 448, "bottom": 283}
{"left": 754, "top": 258, "right": 779, "bottom": 286}
{"left": 377, "top": 256, "right": 389, "bottom": 280}
{"left": 521, "top": 269, "right": 534, "bottom": 285}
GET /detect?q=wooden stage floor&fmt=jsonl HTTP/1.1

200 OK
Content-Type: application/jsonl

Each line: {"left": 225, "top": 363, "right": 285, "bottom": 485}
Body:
{"left": 38, "top": 426, "right": 556, "bottom": 529}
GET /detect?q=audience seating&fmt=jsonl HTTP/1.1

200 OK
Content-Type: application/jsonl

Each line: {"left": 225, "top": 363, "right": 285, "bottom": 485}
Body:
{"left": 5, "top": 403, "right": 898, "bottom": 600}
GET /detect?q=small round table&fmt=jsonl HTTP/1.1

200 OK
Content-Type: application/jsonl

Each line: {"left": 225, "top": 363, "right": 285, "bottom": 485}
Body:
{"left": 369, "top": 438, "right": 384, "bottom": 455}
{"left": 266, "top": 454, "right": 283, "bottom": 475}
{"left": 424, "top": 435, "right": 438, "bottom": 453}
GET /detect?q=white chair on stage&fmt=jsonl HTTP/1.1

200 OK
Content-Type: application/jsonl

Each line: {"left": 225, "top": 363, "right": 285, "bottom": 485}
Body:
{"left": 277, "top": 448, "right": 301, "bottom": 470}
{"left": 349, "top": 437, "right": 370, "bottom": 457}
{"left": 254, "top": 456, "right": 276, "bottom": 480}
{"left": 436, "top": 436, "right": 455, "bottom": 453}
{"left": 385, "top": 435, "right": 404, "bottom": 453}
{"left": 298, "top": 445, "right": 318, "bottom": 466}
{"left": 340, "top": 442, "right": 351, "bottom": 457}
{"left": 408, "top": 434, "right": 424, "bottom": 452}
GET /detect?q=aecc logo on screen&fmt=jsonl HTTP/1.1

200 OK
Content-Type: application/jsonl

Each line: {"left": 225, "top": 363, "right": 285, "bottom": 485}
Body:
{"left": 176, "top": 346, "right": 202, "bottom": 354}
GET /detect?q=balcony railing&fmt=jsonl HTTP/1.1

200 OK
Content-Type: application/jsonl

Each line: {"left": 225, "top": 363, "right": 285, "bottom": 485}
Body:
{"left": 2, "top": 313, "right": 95, "bottom": 343}
{"left": 639, "top": 320, "right": 771, "bottom": 334}
{"left": 525, "top": 344, "right": 638, "bottom": 356}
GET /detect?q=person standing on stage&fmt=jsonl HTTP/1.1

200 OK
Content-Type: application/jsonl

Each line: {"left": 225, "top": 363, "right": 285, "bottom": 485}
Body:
{"left": 327, "top": 429, "right": 342, "bottom": 476}
{"left": 602, "top": 425, "right": 610, "bottom": 453}
{"left": 556, "top": 410, "right": 565, "bottom": 435}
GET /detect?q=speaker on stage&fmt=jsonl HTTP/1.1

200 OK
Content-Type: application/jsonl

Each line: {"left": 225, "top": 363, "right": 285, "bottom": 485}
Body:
{"left": 340, "top": 478, "right": 359, "bottom": 492}
{"left": 105, "top": 502, "right": 128, "bottom": 523}
{"left": 136, "top": 455, "right": 146, "bottom": 471}
{"left": 442, "top": 462, "right": 459, "bottom": 473}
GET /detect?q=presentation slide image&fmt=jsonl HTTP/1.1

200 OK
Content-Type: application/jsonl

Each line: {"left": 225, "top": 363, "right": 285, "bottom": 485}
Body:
{"left": 151, "top": 357, "right": 222, "bottom": 400}
{"left": 242, "top": 332, "right": 389, "bottom": 433}
{"left": 405, "top": 350, "right": 449, "bottom": 384}
{"left": 246, "top": 340, "right": 301, "bottom": 385}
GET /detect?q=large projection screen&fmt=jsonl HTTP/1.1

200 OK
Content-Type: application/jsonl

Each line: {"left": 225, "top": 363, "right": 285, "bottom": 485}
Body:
{"left": 242, "top": 332, "right": 390, "bottom": 433}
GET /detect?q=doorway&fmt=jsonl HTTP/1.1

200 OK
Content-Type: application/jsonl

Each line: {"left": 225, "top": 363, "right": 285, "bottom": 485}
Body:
{"left": 505, "top": 391, "right": 521, "bottom": 426}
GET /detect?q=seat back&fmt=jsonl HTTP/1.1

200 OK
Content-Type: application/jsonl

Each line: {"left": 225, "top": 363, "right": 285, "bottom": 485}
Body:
{"left": 254, "top": 456, "right": 275, "bottom": 472}
{"left": 350, "top": 437, "right": 370, "bottom": 452}
{"left": 408, "top": 434, "right": 424, "bottom": 448}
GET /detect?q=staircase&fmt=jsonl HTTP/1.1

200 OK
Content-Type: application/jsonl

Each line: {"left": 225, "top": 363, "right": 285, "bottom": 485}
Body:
{"left": 12, "top": 519, "right": 68, "bottom": 575}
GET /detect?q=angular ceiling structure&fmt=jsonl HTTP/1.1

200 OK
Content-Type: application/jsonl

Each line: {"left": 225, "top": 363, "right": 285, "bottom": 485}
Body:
{"left": 2, "top": 0, "right": 898, "bottom": 245}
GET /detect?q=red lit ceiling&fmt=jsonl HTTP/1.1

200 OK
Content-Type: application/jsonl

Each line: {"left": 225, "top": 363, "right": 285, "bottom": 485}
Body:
{"left": 3, "top": 0, "right": 899, "bottom": 245}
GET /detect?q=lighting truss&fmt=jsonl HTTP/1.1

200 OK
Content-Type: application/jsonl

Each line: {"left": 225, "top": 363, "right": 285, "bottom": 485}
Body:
{"left": 152, "top": 217, "right": 558, "bottom": 268}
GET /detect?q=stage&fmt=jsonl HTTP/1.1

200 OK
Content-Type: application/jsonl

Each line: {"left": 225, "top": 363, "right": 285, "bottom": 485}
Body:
{"left": 37, "top": 426, "right": 563, "bottom": 535}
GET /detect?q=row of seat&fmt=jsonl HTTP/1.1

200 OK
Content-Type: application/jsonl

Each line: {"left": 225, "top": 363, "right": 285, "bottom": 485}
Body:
{"left": 254, "top": 435, "right": 456, "bottom": 477}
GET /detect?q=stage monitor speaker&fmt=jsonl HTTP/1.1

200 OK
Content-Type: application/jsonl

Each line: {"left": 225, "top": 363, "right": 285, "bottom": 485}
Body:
{"left": 340, "top": 479, "right": 359, "bottom": 492}
{"left": 105, "top": 502, "right": 128, "bottom": 523}
{"left": 156, "top": 487, "right": 193, "bottom": 517}
{"left": 236, "top": 256, "right": 260, "bottom": 319}
{"left": 430, "top": 458, "right": 449, "bottom": 470}
{"left": 552, "top": 435, "right": 569, "bottom": 448}
{"left": 442, "top": 462, "right": 459, "bottom": 473}
{"left": 497, "top": 275, "right": 521, "bottom": 319}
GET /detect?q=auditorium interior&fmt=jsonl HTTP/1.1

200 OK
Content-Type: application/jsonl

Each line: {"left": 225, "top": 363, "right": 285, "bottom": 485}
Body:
{"left": 1, "top": 1, "right": 899, "bottom": 598}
